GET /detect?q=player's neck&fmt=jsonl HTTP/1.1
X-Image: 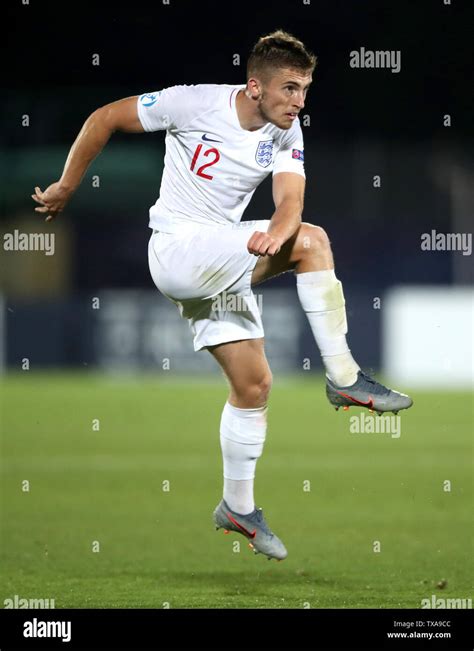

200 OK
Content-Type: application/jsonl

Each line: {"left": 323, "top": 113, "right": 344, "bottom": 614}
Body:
{"left": 235, "top": 89, "right": 268, "bottom": 132}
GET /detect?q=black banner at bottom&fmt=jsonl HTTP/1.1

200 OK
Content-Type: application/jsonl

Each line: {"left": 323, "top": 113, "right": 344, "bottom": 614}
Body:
{"left": 0, "top": 608, "right": 472, "bottom": 650}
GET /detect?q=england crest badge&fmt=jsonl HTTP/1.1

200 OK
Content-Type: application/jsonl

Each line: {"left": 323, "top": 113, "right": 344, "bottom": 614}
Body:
{"left": 255, "top": 140, "right": 273, "bottom": 168}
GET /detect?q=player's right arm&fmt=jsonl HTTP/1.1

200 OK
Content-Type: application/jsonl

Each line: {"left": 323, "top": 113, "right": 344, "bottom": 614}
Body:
{"left": 32, "top": 96, "right": 143, "bottom": 222}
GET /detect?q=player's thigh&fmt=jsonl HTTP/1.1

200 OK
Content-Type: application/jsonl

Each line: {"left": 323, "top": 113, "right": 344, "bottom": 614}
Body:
{"left": 208, "top": 338, "right": 272, "bottom": 402}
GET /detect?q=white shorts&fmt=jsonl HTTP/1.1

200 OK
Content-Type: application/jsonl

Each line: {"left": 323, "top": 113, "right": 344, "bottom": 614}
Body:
{"left": 148, "top": 219, "right": 271, "bottom": 351}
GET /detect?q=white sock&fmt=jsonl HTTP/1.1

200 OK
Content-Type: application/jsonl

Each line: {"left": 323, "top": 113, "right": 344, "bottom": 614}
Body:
{"left": 223, "top": 479, "right": 255, "bottom": 516}
{"left": 220, "top": 401, "right": 267, "bottom": 515}
{"left": 296, "top": 269, "right": 360, "bottom": 387}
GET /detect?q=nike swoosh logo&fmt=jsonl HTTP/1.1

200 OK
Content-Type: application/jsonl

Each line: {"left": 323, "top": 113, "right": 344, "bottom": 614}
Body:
{"left": 337, "top": 392, "right": 374, "bottom": 409}
{"left": 227, "top": 513, "right": 256, "bottom": 539}
{"left": 202, "top": 133, "right": 223, "bottom": 143}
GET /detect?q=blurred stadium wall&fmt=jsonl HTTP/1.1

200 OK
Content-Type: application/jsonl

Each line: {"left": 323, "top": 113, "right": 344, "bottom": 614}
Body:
{"left": 1, "top": 1, "right": 472, "bottom": 386}
{"left": 0, "top": 139, "right": 472, "bottom": 383}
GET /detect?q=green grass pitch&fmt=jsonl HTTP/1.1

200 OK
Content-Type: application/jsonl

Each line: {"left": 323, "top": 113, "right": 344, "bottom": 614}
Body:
{"left": 0, "top": 372, "right": 472, "bottom": 608}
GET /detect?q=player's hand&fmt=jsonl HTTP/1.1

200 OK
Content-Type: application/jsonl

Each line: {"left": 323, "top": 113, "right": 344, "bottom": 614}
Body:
{"left": 247, "top": 231, "right": 283, "bottom": 257}
{"left": 31, "top": 182, "right": 73, "bottom": 222}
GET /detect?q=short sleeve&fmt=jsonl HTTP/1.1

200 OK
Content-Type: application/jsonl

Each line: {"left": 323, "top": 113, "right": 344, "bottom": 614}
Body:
{"left": 137, "top": 85, "right": 196, "bottom": 132}
{"left": 272, "top": 118, "right": 305, "bottom": 178}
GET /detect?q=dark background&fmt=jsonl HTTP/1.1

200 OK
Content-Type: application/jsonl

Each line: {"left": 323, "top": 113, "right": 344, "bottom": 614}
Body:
{"left": 1, "top": 0, "right": 472, "bottom": 368}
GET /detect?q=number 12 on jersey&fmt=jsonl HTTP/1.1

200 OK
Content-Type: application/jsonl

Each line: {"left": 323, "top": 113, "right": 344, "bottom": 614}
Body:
{"left": 190, "top": 144, "right": 221, "bottom": 180}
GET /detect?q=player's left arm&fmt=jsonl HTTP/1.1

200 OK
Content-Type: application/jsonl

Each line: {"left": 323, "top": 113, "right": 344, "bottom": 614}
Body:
{"left": 247, "top": 172, "right": 305, "bottom": 257}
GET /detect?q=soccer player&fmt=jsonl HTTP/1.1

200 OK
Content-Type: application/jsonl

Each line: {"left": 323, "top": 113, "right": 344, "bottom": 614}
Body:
{"left": 32, "top": 30, "right": 412, "bottom": 560}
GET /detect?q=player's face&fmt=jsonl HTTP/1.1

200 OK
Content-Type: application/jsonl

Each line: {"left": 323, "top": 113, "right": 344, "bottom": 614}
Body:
{"left": 258, "top": 68, "right": 312, "bottom": 129}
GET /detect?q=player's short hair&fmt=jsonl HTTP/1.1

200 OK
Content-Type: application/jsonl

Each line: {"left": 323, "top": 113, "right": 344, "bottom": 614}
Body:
{"left": 247, "top": 30, "right": 317, "bottom": 83}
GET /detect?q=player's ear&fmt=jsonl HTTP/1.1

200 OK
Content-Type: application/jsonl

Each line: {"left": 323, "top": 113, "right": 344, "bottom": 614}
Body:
{"left": 246, "top": 79, "right": 261, "bottom": 100}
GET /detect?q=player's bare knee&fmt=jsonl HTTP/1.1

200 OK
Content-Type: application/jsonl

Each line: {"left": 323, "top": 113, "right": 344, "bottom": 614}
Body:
{"left": 235, "top": 372, "right": 272, "bottom": 407}
{"left": 249, "top": 373, "right": 272, "bottom": 405}
{"left": 298, "top": 223, "right": 331, "bottom": 258}
{"left": 257, "top": 372, "right": 273, "bottom": 403}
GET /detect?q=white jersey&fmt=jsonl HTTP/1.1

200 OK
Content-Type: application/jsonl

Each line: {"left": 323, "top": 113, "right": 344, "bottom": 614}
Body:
{"left": 137, "top": 84, "right": 305, "bottom": 233}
